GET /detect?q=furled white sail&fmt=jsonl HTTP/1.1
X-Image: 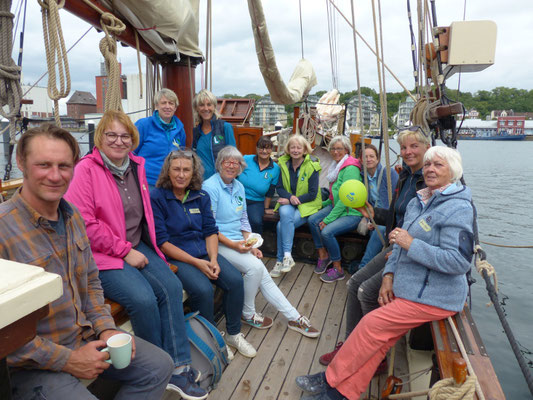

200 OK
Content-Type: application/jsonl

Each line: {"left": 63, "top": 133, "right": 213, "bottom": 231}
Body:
{"left": 100, "top": 0, "right": 203, "bottom": 58}
{"left": 247, "top": 0, "right": 317, "bottom": 105}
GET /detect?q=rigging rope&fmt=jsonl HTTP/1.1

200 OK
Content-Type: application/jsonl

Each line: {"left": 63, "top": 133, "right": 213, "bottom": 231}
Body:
{"left": 326, "top": 0, "right": 416, "bottom": 102}
{"left": 326, "top": 0, "right": 338, "bottom": 89}
{"left": 298, "top": 0, "right": 304, "bottom": 60}
{"left": 470, "top": 204, "right": 533, "bottom": 396}
{"left": 0, "top": 0, "right": 23, "bottom": 142}
{"left": 39, "top": 0, "right": 70, "bottom": 126}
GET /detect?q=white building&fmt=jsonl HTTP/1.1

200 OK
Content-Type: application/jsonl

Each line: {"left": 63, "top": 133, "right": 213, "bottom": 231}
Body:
{"left": 19, "top": 85, "right": 54, "bottom": 118}
{"left": 252, "top": 96, "right": 286, "bottom": 128}
{"left": 396, "top": 96, "right": 415, "bottom": 127}
{"left": 346, "top": 95, "right": 379, "bottom": 131}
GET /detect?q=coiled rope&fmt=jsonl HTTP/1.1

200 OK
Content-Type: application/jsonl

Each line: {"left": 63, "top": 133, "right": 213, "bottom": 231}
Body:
{"left": 80, "top": 0, "right": 125, "bottom": 112}
{"left": 38, "top": 0, "right": 70, "bottom": 127}
{"left": 0, "top": 0, "right": 22, "bottom": 142}
{"left": 428, "top": 376, "right": 476, "bottom": 400}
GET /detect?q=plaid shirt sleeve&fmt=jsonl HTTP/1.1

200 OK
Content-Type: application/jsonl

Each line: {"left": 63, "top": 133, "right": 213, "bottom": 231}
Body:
{"left": 2, "top": 194, "right": 115, "bottom": 371}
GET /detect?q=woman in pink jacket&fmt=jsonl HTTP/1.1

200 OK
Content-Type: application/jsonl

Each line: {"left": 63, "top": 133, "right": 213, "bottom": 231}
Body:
{"left": 65, "top": 110, "right": 207, "bottom": 400}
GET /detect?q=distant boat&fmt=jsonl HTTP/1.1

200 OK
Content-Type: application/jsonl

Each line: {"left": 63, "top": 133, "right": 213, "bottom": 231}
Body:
{"left": 458, "top": 133, "right": 526, "bottom": 141}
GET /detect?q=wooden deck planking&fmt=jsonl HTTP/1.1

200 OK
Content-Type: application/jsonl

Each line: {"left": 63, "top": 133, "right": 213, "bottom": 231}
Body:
{"left": 209, "top": 258, "right": 364, "bottom": 400}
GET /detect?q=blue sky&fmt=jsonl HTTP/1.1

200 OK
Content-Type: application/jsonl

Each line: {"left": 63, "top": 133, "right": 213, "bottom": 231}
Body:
{"left": 12, "top": 0, "right": 533, "bottom": 105}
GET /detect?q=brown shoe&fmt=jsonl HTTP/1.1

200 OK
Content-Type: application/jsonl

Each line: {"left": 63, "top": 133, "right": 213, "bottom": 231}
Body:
{"left": 319, "top": 341, "right": 344, "bottom": 366}
{"left": 241, "top": 313, "right": 273, "bottom": 329}
{"left": 288, "top": 316, "right": 320, "bottom": 338}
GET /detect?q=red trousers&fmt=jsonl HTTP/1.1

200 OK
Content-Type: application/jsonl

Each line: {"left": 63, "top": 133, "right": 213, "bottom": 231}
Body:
{"left": 326, "top": 298, "right": 455, "bottom": 399}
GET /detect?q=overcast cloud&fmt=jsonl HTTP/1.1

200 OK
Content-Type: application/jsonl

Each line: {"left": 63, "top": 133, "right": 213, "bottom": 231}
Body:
{"left": 11, "top": 0, "right": 533, "bottom": 106}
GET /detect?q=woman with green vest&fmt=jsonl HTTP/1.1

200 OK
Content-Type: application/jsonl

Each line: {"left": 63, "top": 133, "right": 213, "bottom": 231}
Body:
{"left": 271, "top": 135, "right": 322, "bottom": 278}
{"left": 308, "top": 136, "right": 364, "bottom": 283}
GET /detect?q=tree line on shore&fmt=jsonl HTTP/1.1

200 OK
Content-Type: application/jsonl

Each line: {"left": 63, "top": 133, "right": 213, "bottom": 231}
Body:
{"left": 222, "top": 86, "right": 533, "bottom": 121}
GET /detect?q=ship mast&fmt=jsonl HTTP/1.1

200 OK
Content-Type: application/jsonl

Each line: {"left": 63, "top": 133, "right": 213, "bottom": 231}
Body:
{"left": 62, "top": 1, "right": 200, "bottom": 146}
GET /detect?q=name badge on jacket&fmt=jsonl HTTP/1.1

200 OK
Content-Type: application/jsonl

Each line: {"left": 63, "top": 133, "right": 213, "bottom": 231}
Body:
{"left": 189, "top": 208, "right": 201, "bottom": 214}
{"left": 418, "top": 219, "right": 431, "bottom": 232}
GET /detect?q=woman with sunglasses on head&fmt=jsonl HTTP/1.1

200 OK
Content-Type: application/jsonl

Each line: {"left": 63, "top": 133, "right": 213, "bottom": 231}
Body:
{"left": 203, "top": 146, "right": 320, "bottom": 338}
{"left": 236, "top": 136, "right": 280, "bottom": 234}
{"left": 65, "top": 111, "right": 207, "bottom": 400}
{"left": 318, "top": 126, "right": 430, "bottom": 367}
{"left": 192, "top": 89, "right": 237, "bottom": 180}
{"left": 270, "top": 134, "right": 322, "bottom": 278}
{"left": 151, "top": 149, "right": 256, "bottom": 359}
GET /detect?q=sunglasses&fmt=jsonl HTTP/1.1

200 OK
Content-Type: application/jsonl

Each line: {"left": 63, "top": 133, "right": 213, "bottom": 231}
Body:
{"left": 397, "top": 125, "right": 429, "bottom": 137}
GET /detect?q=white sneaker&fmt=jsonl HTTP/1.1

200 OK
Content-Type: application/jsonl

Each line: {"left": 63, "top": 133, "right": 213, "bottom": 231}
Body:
{"left": 281, "top": 255, "right": 295, "bottom": 273}
{"left": 225, "top": 332, "right": 257, "bottom": 358}
{"left": 270, "top": 261, "right": 283, "bottom": 277}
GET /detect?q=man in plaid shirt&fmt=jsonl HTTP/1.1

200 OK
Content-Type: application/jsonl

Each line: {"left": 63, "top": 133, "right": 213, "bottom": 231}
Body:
{"left": 1, "top": 124, "right": 174, "bottom": 399}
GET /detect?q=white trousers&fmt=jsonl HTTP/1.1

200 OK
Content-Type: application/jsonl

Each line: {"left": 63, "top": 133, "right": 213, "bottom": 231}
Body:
{"left": 218, "top": 245, "right": 300, "bottom": 321}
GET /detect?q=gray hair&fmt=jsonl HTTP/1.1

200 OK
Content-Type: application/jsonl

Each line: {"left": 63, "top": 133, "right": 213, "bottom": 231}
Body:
{"left": 192, "top": 89, "right": 222, "bottom": 124}
{"left": 328, "top": 135, "right": 352, "bottom": 154}
{"left": 154, "top": 88, "right": 179, "bottom": 108}
{"left": 397, "top": 126, "right": 431, "bottom": 147}
{"left": 215, "top": 146, "right": 247, "bottom": 174}
{"left": 423, "top": 146, "right": 463, "bottom": 183}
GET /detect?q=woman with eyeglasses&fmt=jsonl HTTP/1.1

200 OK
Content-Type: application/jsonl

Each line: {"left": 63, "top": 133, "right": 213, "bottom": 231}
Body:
{"left": 65, "top": 111, "right": 207, "bottom": 400}
{"left": 308, "top": 136, "right": 364, "bottom": 283}
{"left": 318, "top": 126, "right": 430, "bottom": 368}
{"left": 192, "top": 89, "right": 237, "bottom": 180}
{"left": 270, "top": 134, "right": 322, "bottom": 278}
{"left": 203, "top": 146, "right": 320, "bottom": 339}
{"left": 151, "top": 149, "right": 257, "bottom": 359}
{"left": 236, "top": 136, "right": 280, "bottom": 234}
{"left": 134, "top": 88, "right": 186, "bottom": 190}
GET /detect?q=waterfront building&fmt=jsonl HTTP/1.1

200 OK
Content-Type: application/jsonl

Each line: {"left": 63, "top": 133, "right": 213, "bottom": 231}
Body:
{"left": 396, "top": 96, "right": 415, "bottom": 127}
{"left": 252, "top": 95, "right": 286, "bottom": 128}
{"left": 346, "top": 94, "right": 379, "bottom": 131}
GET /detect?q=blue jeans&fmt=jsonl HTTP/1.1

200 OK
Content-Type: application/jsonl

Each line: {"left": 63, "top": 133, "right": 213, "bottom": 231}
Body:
{"left": 99, "top": 241, "right": 190, "bottom": 366}
{"left": 10, "top": 337, "right": 174, "bottom": 400}
{"left": 171, "top": 254, "right": 244, "bottom": 335}
{"left": 276, "top": 204, "right": 308, "bottom": 261}
{"left": 308, "top": 205, "right": 362, "bottom": 262}
{"left": 359, "top": 225, "right": 387, "bottom": 269}
{"left": 246, "top": 199, "right": 265, "bottom": 234}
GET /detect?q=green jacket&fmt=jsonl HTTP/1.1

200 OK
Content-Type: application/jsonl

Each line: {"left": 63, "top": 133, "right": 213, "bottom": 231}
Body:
{"left": 275, "top": 153, "right": 322, "bottom": 217}
{"left": 322, "top": 163, "right": 362, "bottom": 225}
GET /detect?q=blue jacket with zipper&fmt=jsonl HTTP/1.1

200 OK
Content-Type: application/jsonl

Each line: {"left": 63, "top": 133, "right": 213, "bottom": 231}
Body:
{"left": 150, "top": 187, "right": 218, "bottom": 259}
{"left": 383, "top": 183, "right": 474, "bottom": 312}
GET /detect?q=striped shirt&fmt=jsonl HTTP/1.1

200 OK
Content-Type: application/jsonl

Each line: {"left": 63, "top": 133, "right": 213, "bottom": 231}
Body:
{"left": 0, "top": 189, "right": 116, "bottom": 371}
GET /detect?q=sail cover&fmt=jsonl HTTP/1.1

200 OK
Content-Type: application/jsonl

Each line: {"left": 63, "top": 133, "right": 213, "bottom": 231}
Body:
{"left": 247, "top": 0, "right": 317, "bottom": 104}
{"left": 100, "top": 0, "right": 203, "bottom": 58}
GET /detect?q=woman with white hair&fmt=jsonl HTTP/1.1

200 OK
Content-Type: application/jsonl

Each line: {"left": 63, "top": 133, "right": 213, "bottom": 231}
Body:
{"left": 203, "top": 146, "right": 320, "bottom": 339}
{"left": 135, "top": 88, "right": 185, "bottom": 189}
{"left": 192, "top": 89, "right": 236, "bottom": 179}
{"left": 296, "top": 146, "right": 474, "bottom": 400}
{"left": 308, "top": 135, "right": 364, "bottom": 283}
{"left": 271, "top": 134, "right": 322, "bottom": 278}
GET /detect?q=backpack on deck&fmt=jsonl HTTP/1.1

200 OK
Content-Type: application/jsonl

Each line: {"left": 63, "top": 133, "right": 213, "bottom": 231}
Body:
{"left": 185, "top": 311, "right": 231, "bottom": 390}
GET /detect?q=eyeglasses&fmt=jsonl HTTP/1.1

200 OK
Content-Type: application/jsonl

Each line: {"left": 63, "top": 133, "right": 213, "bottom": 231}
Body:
{"left": 330, "top": 147, "right": 346, "bottom": 153}
{"left": 222, "top": 160, "right": 240, "bottom": 167}
{"left": 105, "top": 132, "right": 132, "bottom": 143}
{"left": 257, "top": 146, "right": 273, "bottom": 152}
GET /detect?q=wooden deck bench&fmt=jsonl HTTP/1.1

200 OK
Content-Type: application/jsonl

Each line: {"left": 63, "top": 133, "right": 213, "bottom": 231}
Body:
{"left": 430, "top": 306, "right": 505, "bottom": 399}
{"left": 261, "top": 210, "right": 368, "bottom": 265}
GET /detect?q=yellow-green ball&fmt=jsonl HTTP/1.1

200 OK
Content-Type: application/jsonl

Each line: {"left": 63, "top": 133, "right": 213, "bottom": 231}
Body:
{"left": 338, "top": 179, "right": 367, "bottom": 208}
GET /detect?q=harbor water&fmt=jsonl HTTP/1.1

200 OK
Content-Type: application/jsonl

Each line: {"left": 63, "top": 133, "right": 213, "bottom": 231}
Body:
{"left": 1, "top": 136, "right": 532, "bottom": 398}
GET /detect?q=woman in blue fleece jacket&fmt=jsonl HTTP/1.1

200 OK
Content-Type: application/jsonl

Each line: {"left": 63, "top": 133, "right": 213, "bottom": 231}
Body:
{"left": 296, "top": 146, "right": 475, "bottom": 400}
